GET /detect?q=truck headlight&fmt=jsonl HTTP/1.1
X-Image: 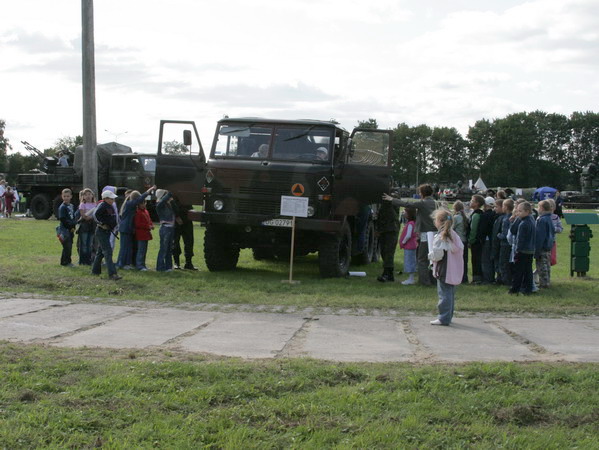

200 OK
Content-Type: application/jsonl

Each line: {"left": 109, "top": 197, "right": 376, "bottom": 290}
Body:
{"left": 213, "top": 199, "right": 224, "bottom": 211}
{"left": 307, "top": 206, "right": 315, "bottom": 217}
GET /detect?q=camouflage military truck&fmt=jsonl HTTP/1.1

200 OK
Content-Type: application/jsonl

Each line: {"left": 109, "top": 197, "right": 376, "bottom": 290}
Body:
{"left": 155, "top": 118, "right": 393, "bottom": 278}
{"left": 16, "top": 142, "right": 156, "bottom": 219}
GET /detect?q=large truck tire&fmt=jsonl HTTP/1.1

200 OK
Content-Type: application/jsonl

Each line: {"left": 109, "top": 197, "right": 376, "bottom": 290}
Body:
{"left": 353, "top": 219, "right": 376, "bottom": 265}
{"left": 52, "top": 195, "right": 63, "bottom": 219}
{"left": 204, "top": 224, "right": 240, "bottom": 271}
{"left": 319, "top": 221, "right": 352, "bottom": 278}
{"left": 30, "top": 193, "right": 53, "bottom": 220}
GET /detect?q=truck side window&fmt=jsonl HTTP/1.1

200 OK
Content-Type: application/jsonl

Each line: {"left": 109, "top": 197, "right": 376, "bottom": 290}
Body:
{"left": 349, "top": 131, "right": 389, "bottom": 166}
{"left": 126, "top": 158, "right": 141, "bottom": 171}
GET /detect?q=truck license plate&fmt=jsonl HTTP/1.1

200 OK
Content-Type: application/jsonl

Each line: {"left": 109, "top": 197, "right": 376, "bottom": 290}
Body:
{"left": 261, "top": 218, "right": 292, "bottom": 227}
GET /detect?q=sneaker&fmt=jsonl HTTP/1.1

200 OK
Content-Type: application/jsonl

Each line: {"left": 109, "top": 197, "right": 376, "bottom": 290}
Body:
{"left": 110, "top": 274, "right": 122, "bottom": 281}
{"left": 165, "top": 269, "right": 173, "bottom": 272}
{"left": 507, "top": 289, "right": 519, "bottom": 295}
{"left": 62, "top": 263, "right": 75, "bottom": 268}
{"left": 430, "top": 319, "right": 448, "bottom": 326}
{"left": 138, "top": 267, "right": 148, "bottom": 272}
{"left": 184, "top": 264, "right": 199, "bottom": 271}
{"left": 173, "top": 265, "right": 182, "bottom": 270}
{"left": 401, "top": 278, "right": 416, "bottom": 285}
{"left": 123, "top": 265, "right": 134, "bottom": 270}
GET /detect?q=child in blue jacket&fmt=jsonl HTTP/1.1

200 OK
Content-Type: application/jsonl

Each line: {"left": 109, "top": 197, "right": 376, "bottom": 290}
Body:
{"left": 116, "top": 185, "right": 156, "bottom": 269}
{"left": 509, "top": 201, "right": 536, "bottom": 295}
{"left": 57, "top": 188, "right": 78, "bottom": 267}
{"left": 155, "top": 189, "right": 175, "bottom": 272}
{"left": 535, "top": 200, "right": 555, "bottom": 288}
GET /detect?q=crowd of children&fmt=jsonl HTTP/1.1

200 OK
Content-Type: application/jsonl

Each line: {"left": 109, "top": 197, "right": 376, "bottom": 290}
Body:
{"left": 382, "top": 184, "right": 563, "bottom": 326}
{"left": 55, "top": 185, "right": 199, "bottom": 281}
{"left": 53, "top": 183, "right": 563, "bottom": 323}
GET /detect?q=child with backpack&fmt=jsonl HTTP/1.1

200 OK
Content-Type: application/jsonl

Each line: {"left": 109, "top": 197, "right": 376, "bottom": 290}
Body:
{"left": 92, "top": 190, "right": 121, "bottom": 280}
{"left": 134, "top": 199, "right": 154, "bottom": 271}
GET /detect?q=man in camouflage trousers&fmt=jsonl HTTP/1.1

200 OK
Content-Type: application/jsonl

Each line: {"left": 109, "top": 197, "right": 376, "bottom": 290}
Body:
{"left": 376, "top": 190, "right": 401, "bottom": 282}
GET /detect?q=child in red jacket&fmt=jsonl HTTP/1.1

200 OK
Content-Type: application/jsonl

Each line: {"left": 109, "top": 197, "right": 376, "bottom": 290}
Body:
{"left": 134, "top": 200, "right": 154, "bottom": 271}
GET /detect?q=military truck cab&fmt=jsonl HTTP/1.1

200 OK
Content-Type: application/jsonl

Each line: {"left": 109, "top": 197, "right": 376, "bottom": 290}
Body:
{"left": 156, "top": 118, "right": 392, "bottom": 277}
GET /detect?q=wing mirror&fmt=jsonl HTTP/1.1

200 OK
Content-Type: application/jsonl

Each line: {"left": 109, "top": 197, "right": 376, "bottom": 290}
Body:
{"left": 183, "top": 130, "right": 192, "bottom": 146}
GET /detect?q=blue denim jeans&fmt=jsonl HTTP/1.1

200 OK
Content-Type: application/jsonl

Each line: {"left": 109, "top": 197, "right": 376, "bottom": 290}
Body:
{"left": 511, "top": 252, "right": 534, "bottom": 294}
{"left": 156, "top": 225, "right": 174, "bottom": 271}
{"left": 78, "top": 231, "right": 94, "bottom": 265}
{"left": 60, "top": 232, "right": 73, "bottom": 266}
{"left": 499, "top": 245, "right": 512, "bottom": 285}
{"left": 92, "top": 228, "right": 117, "bottom": 277}
{"left": 136, "top": 240, "right": 148, "bottom": 270}
{"left": 436, "top": 279, "right": 456, "bottom": 325}
{"left": 116, "top": 232, "right": 134, "bottom": 267}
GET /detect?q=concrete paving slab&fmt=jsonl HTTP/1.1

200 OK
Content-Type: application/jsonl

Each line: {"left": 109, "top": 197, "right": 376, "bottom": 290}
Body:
{"left": 0, "top": 298, "right": 70, "bottom": 318}
{"left": 495, "top": 318, "right": 599, "bottom": 362}
{"left": 302, "top": 315, "right": 411, "bottom": 362}
{"left": 0, "top": 303, "right": 134, "bottom": 341}
{"left": 58, "top": 308, "right": 218, "bottom": 349}
{"left": 177, "top": 312, "right": 305, "bottom": 358}
{"left": 410, "top": 318, "right": 535, "bottom": 362}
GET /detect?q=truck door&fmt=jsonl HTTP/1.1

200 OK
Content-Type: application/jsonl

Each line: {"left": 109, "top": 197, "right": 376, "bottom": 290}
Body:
{"left": 333, "top": 128, "right": 393, "bottom": 216}
{"left": 155, "top": 120, "right": 206, "bottom": 206}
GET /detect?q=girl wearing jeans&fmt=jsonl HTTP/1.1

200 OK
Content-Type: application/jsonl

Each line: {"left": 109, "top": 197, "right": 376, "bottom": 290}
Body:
{"left": 428, "top": 209, "right": 464, "bottom": 326}
{"left": 77, "top": 188, "right": 97, "bottom": 265}
{"left": 155, "top": 189, "right": 175, "bottom": 272}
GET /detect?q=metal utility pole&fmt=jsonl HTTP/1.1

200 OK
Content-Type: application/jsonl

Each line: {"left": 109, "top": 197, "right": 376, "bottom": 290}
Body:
{"left": 82, "top": 0, "right": 98, "bottom": 196}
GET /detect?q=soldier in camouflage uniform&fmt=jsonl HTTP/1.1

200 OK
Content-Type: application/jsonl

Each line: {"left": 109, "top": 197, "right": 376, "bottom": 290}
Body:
{"left": 376, "top": 190, "right": 401, "bottom": 282}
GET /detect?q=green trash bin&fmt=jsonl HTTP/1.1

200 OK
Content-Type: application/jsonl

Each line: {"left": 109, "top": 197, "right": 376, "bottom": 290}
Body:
{"left": 563, "top": 213, "right": 599, "bottom": 277}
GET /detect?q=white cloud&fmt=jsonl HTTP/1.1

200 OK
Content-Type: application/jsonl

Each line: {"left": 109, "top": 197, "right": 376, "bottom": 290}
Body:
{"left": 1, "top": 0, "right": 598, "bottom": 153}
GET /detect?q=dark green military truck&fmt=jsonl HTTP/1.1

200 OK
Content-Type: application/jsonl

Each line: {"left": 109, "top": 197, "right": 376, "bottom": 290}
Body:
{"left": 155, "top": 118, "right": 393, "bottom": 277}
{"left": 16, "top": 142, "right": 156, "bottom": 219}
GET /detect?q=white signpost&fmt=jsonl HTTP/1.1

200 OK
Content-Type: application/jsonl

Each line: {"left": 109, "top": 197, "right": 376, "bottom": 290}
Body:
{"left": 280, "top": 196, "right": 308, "bottom": 284}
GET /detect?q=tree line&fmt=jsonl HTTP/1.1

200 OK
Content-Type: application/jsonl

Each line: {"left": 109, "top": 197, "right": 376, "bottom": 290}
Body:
{"left": 361, "top": 111, "right": 599, "bottom": 189}
{"left": 3, "top": 111, "right": 599, "bottom": 189}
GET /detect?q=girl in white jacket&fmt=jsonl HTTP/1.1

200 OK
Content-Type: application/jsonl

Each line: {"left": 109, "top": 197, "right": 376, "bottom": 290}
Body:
{"left": 428, "top": 209, "right": 465, "bottom": 325}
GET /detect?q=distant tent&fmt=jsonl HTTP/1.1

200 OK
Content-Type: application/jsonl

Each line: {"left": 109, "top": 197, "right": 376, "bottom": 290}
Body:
{"left": 474, "top": 177, "right": 487, "bottom": 192}
{"left": 532, "top": 186, "right": 557, "bottom": 201}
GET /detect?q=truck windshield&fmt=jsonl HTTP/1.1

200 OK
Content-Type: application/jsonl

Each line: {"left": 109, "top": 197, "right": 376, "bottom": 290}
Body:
{"left": 214, "top": 125, "right": 272, "bottom": 158}
{"left": 213, "top": 124, "right": 332, "bottom": 162}
{"left": 273, "top": 127, "right": 332, "bottom": 162}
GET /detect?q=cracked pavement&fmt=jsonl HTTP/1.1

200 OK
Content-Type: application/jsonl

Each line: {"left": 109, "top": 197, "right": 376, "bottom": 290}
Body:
{"left": 0, "top": 297, "right": 597, "bottom": 363}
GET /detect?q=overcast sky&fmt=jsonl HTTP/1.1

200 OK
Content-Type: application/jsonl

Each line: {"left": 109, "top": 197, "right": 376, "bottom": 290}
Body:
{"left": 2, "top": 0, "right": 598, "bottom": 155}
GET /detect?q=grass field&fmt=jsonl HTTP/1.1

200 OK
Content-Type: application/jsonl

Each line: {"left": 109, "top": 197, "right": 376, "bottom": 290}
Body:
{"left": 0, "top": 216, "right": 597, "bottom": 315}
{"left": 1, "top": 344, "right": 598, "bottom": 448}
{"left": 1, "top": 215, "right": 598, "bottom": 447}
